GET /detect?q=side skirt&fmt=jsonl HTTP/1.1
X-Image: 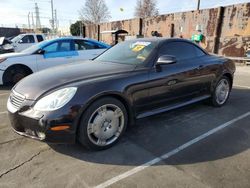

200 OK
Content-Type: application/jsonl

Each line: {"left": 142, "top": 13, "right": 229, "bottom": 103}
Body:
{"left": 136, "top": 95, "right": 211, "bottom": 119}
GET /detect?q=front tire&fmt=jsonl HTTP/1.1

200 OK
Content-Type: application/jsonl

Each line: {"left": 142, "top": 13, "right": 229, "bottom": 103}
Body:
{"left": 210, "top": 76, "right": 231, "bottom": 107}
{"left": 77, "top": 97, "right": 128, "bottom": 150}
{"left": 3, "top": 67, "right": 30, "bottom": 85}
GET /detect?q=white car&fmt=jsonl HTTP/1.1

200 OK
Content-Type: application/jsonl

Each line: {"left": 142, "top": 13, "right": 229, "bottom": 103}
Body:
{"left": 0, "top": 37, "right": 110, "bottom": 85}
{"left": 11, "top": 33, "right": 45, "bottom": 52}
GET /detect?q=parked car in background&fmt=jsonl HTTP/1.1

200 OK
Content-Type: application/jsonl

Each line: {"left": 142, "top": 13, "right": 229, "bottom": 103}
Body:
{"left": 0, "top": 37, "right": 110, "bottom": 85}
{"left": 7, "top": 38, "right": 235, "bottom": 150}
{"left": 0, "top": 37, "right": 14, "bottom": 54}
{"left": 11, "top": 33, "right": 45, "bottom": 52}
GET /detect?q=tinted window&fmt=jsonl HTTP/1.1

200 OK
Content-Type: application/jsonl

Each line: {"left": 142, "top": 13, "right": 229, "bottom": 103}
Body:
{"left": 59, "top": 41, "right": 71, "bottom": 51}
{"left": 43, "top": 42, "right": 58, "bottom": 53}
{"left": 37, "top": 35, "right": 44, "bottom": 42}
{"left": 43, "top": 41, "right": 72, "bottom": 53}
{"left": 74, "top": 40, "right": 86, "bottom": 50}
{"left": 194, "top": 45, "right": 206, "bottom": 57}
{"left": 74, "top": 40, "right": 101, "bottom": 50}
{"left": 160, "top": 42, "right": 204, "bottom": 60}
{"left": 20, "top": 35, "right": 35, "bottom": 43}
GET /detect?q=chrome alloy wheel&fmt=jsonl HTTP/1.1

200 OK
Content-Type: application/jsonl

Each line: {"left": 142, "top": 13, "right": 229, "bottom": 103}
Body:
{"left": 215, "top": 78, "right": 230, "bottom": 105}
{"left": 87, "top": 104, "right": 125, "bottom": 146}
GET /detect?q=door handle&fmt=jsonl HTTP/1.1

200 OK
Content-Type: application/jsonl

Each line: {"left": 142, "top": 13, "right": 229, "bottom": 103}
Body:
{"left": 167, "top": 79, "right": 178, "bottom": 86}
{"left": 196, "top": 65, "right": 204, "bottom": 70}
{"left": 65, "top": 56, "right": 72, "bottom": 59}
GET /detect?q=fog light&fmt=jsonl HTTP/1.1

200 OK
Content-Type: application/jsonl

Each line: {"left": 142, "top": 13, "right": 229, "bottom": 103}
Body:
{"left": 36, "top": 132, "right": 46, "bottom": 140}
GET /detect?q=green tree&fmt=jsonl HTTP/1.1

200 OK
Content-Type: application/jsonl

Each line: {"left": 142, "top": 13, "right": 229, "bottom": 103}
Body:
{"left": 70, "top": 21, "right": 84, "bottom": 36}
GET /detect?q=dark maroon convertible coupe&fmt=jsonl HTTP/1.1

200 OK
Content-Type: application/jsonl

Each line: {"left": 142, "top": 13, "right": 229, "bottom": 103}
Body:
{"left": 7, "top": 38, "right": 235, "bottom": 150}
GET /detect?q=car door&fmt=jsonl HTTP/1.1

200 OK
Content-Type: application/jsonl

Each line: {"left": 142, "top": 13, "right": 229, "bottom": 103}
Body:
{"left": 147, "top": 41, "right": 206, "bottom": 110}
{"left": 72, "top": 39, "right": 106, "bottom": 62}
{"left": 36, "top": 40, "right": 77, "bottom": 71}
{"left": 15, "top": 35, "right": 35, "bottom": 52}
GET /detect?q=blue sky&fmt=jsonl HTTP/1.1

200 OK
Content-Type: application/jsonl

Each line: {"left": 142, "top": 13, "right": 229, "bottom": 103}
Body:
{"left": 0, "top": 0, "right": 249, "bottom": 29}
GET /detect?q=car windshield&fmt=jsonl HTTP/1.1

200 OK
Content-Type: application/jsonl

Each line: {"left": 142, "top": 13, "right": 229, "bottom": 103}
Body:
{"left": 21, "top": 40, "right": 48, "bottom": 54}
{"left": 11, "top": 35, "right": 23, "bottom": 43}
{"left": 94, "top": 40, "right": 157, "bottom": 65}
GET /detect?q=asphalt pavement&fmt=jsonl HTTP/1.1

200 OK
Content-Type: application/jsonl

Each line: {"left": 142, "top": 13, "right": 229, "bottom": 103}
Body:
{"left": 0, "top": 66, "right": 250, "bottom": 188}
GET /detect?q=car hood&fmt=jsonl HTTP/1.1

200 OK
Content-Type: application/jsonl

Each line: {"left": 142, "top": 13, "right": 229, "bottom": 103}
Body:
{"left": 14, "top": 61, "right": 136, "bottom": 100}
{"left": 0, "top": 52, "right": 28, "bottom": 58}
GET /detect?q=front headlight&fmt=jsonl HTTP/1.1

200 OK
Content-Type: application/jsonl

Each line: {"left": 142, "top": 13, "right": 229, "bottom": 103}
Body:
{"left": 34, "top": 87, "right": 77, "bottom": 111}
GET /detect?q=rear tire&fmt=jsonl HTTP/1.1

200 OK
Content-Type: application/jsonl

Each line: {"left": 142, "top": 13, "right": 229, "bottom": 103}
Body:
{"left": 77, "top": 97, "right": 128, "bottom": 150}
{"left": 210, "top": 76, "right": 231, "bottom": 107}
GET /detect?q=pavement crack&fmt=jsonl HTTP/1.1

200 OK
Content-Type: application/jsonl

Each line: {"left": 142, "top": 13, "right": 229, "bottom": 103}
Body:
{"left": 0, "top": 148, "right": 50, "bottom": 178}
{"left": 0, "top": 137, "right": 24, "bottom": 145}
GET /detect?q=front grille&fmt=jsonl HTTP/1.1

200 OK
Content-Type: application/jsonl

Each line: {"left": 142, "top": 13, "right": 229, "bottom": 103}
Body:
{"left": 9, "top": 90, "right": 25, "bottom": 109}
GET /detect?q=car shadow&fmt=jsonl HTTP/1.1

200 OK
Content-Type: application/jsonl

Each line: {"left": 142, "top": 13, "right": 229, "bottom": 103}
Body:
{"left": 48, "top": 88, "right": 250, "bottom": 166}
{"left": 0, "top": 85, "right": 13, "bottom": 91}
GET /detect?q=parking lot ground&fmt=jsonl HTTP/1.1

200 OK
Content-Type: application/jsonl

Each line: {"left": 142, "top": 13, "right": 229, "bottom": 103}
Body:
{"left": 0, "top": 66, "right": 250, "bottom": 188}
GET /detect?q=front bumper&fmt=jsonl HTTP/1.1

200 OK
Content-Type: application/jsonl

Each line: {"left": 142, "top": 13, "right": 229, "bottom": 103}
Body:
{"left": 7, "top": 98, "right": 77, "bottom": 144}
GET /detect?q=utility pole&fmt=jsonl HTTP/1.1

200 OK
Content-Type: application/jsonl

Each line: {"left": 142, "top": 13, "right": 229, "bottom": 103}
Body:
{"left": 31, "top": 12, "right": 35, "bottom": 30}
{"left": 197, "top": 0, "right": 201, "bottom": 10}
{"left": 28, "top": 12, "right": 31, "bottom": 29}
{"left": 54, "top": 9, "right": 58, "bottom": 33}
{"left": 51, "top": 0, "right": 55, "bottom": 33}
{"left": 35, "top": 3, "right": 41, "bottom": 29}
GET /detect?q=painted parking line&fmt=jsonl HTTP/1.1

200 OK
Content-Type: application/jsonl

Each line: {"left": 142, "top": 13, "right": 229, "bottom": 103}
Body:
{"left": 95, "top": 111, "right": 250, "bottom": 188}
{"left": 0, "top": 111, "right": 7, "bottom": 115}
{"left": 234, "top": 85, "right": 250, "bottom": 89}
{"left": 0, "top": 93, "right": 9, "bottom": 96}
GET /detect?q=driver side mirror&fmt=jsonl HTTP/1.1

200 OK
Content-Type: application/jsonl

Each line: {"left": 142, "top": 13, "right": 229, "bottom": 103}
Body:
{"left": 37, "top": 49, "right": 45, "bottom": 55}
{"left": 156, "top": 55, "right": 177, "bottom": 65}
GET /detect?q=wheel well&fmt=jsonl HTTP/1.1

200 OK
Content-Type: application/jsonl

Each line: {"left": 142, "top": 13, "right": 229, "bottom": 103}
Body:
{"left": 87, "top": 94, "right": 133, "bottom": 123}
{"left": 107, "top": 94, "right": 133, "bottom": 121}
{"left": 76, "top": 93, "right": 135, "bottom": 135}
{"left": 3, "top": 64, "right": 33, "bottom": 84}
{"left": 223, "top": 73, "right": 233, "bottom": 89}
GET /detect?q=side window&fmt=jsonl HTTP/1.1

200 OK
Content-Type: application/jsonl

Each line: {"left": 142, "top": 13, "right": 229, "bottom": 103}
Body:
{"left": 43, "top": 41, "right": 72, "bottom": 53}
{"left": 84, "top": 41, "right": 99, "bottom": 49}
{"left": 37, "top": 35, "right": 44, "bottom": 42}
{"left": 74, "top": 40, "right": 101, "bottom": 50}
{"left": 74, "top": 40, "right": 86, "bottom": 51}
{"left": 58, "top": 41, "right": 71, "bottom": 51}
{"left": 159, "top": 42, "right": 179, "bottom": 59}
{"left": 160, "top": 42, "right": 200, "bottom": 61}
{"left": 43, "top": 42, "right": 58, "bottom": 53}
{"left": 194, "top": 46, "right": 206, "bottom": 57}
{"left": 20, "top": 35, "right": 35, "bottom": 43}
